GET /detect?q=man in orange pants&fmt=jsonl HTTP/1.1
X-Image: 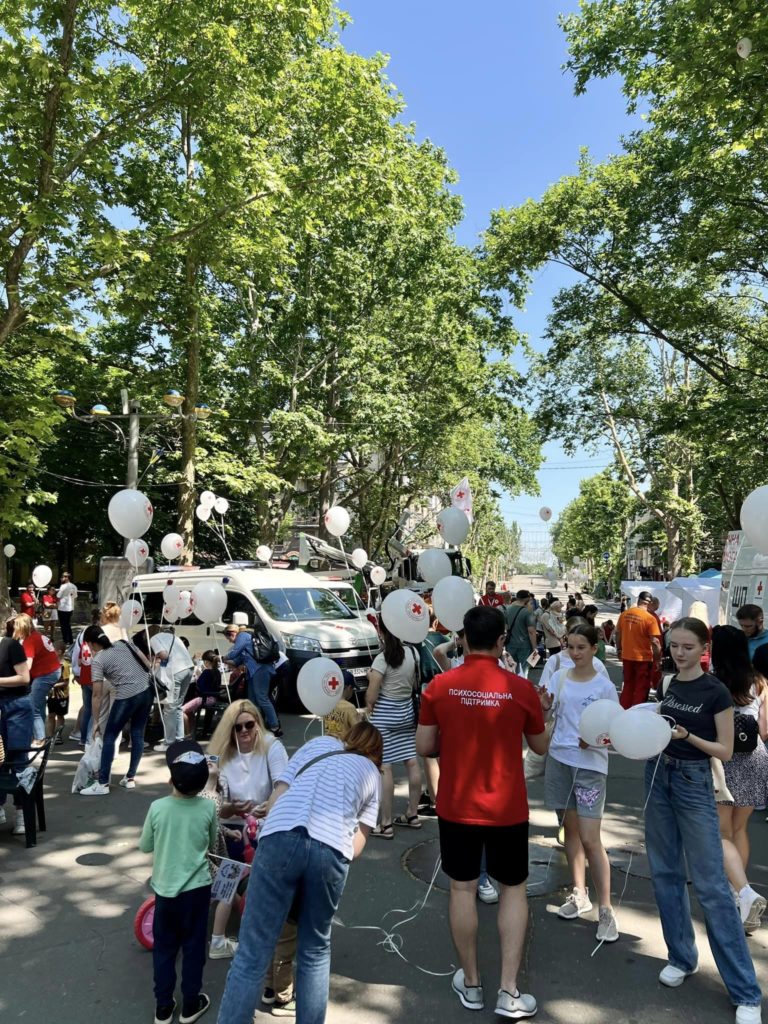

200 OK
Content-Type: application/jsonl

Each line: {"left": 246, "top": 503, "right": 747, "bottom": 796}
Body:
{"left": 616, "top": 592, "right": 662, "bottom": 708}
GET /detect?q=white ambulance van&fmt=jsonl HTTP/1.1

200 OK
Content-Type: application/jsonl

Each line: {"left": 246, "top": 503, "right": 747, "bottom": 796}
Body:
{"left": 719, "top": 530, "right": 768, "bottom": 626}
{"left": 130, "top": 565, "right": 380, "bottom": 707}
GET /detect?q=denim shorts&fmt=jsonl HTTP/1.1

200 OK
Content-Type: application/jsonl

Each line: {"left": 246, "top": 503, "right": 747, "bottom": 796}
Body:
{"left": 545, "top": 757, "right": 607, "bottom": 819}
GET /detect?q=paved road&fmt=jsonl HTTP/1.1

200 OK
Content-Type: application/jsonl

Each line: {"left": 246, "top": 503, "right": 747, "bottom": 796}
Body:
{"left": 2, "top": 688, "right": 766, "bottom": 1024}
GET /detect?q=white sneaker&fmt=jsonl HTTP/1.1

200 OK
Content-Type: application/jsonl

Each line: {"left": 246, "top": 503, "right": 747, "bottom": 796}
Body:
{"left": 736, "top": 1007, "right": 762, "bottom": 1024}
{"left": 209, "top": 937, "right": 238, "bottom": 959}
{"left": 478, "top": 880, "right": 499, "bottom": 904}
{"left": 739, "top": 887, "right": 767, "bottom": 933}
{"left": 153, "top": 741, "right": 171, "bottom": 752}
{"left": 659, "top": 963, "right": 698, "bottom": 987}
{"left": 558, "top": 887, "right": 592, "bottom": 919}
{"left": 596, "top": 907, "right": 619, "bottom": 943}
{"left": 119, "top": 777, "right": 136, "bottom": 790}
{"left": 13, "top": 810, "right": 25, "bottom": 835}
{"left": 451, "top": 968, "right": 484, "bottom": 1011}
{"left": 495, "top": 989, "right": 537, "bottom": 1019}
{"left": 80, "top": 781, "right": 110, "bottom": 796}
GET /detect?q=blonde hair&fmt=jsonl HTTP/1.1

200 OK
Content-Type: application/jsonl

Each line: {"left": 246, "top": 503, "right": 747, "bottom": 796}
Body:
{"left": 100, "top": 601, "right": 121, "bottom": 625}
{"left": 13, "top": 614, "right": 34, "bottom": 640}
{"left": 207, "top": 699, "right": 271, "bottom": 765}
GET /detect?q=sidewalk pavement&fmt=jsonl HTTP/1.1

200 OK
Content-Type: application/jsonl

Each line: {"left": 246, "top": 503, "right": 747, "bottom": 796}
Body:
{"left": 1, "top": 709, "right": 766, "bottom": 1023}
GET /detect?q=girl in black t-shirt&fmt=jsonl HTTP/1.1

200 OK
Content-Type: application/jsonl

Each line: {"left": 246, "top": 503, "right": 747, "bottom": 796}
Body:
{"left": 645, "top": 617, "right": 761, "bottom": 1017}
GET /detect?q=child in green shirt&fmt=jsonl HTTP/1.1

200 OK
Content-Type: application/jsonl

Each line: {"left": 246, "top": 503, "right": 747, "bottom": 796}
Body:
{"left": 139, "top": 739, "right": 217, "bottom": 1024}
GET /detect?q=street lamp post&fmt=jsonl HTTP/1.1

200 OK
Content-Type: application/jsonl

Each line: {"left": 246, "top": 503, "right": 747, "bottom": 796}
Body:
{"left": 122, "top": 388, "right": 141, "bottom": 489}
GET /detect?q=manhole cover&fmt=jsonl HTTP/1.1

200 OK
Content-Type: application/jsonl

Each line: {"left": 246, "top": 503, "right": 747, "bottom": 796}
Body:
{"left": 76, "top": 852, "right": 113, "bottom": 866}
{"left": 403, "top": 838, "right": 572, "bottom": 896}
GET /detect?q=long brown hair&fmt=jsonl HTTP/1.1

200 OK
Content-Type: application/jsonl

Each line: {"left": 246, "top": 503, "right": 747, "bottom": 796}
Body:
{"left": 379, "top": 617, "right": 405, "bottom": 669}
{"left": 344, "top": 721, "right": 383, "bottom": 768}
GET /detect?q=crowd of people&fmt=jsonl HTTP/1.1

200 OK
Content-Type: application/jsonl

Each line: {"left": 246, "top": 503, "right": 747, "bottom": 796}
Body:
{"left": 2, "top": 576, "right": 768, "bottom": 1024}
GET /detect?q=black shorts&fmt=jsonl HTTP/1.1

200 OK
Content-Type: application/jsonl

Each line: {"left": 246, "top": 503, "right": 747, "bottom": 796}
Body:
{"left": 47, "top": 694, "right": 69, "bottom": 716}
{"left": 438, "top": 817, "right": 529, "bottom": 887}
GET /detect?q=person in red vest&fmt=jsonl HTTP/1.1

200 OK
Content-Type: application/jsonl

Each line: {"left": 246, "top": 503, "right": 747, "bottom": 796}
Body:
{"left": 479, "top": 581, "right": 504, "bottom": 609}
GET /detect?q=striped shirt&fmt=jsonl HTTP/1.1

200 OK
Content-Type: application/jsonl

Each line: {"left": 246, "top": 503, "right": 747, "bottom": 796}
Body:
{"left": 91, "top": 641, "right": 151, "bottom": 700}
{"left": 260, "top": 737, "right": 381, "bottom": 859}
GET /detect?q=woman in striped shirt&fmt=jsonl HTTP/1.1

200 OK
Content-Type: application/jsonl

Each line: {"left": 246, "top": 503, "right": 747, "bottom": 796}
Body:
{"left": 79, "top": 627, "right": 154, "bottom": 795}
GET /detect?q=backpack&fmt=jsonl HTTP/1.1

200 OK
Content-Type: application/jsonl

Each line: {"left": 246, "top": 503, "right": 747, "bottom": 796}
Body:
{"left": 251, "top": 628, "right": 280, "bottom": 665}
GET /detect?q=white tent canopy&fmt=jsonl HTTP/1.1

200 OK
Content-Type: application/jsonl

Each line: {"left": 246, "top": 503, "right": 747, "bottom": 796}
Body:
{"left": 621, "top": 576, "right": 722, "bottom": 626}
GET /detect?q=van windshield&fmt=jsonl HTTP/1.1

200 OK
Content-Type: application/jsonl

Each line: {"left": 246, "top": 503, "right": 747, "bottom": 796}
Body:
{"left": 252, "top": 587, "right": 355, "bottom": 622}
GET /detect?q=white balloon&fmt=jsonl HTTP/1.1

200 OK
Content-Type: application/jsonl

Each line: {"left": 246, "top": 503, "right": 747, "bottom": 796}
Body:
{"left": 741, "top": 485, "right": 768, "bottom": 555}
{"left": 125, "top": 539, "right": 150, "bottom": 568}
{"left": 120, "top": 599, "right": 143, "bottom": 629}
{"left": 3, "top": 544, "right": 15, "bottom": 558}
{"left": 380, "top": 589, "right": 430, "bottom": 644}
{"left": 162, "top": 582, "right": 181, "bottom": 608}
{"left": 737, "top": 37, "right": 752, "bottom": 59}
{"left": 579, "top": 699, "right": 624, "bottom": 747}
{"left": 32, "top": 564, "right": 53, "bottom": 588}
{"left": 191, "top": 580, "right": 227, "bottom": 623}
{"left": 432, "top": 575, "right": 475, "bottom": 631}
{"left": 610, "top": 709, "right": 672, "bottom": 760}
{"left": 297, "top": 657, "right": 346, "bottom": 716}
{"left": 351, "top": 548, "right": 368, "bottom": 570}
{"left": 539, "top": 506, "right": 552, "bottom": 522}
{"left": 176, "top": 589, "right": 193, "bottom": 620}
{"left": 161, "top": 533, "right": 184, "bottom": 560}
{"left": 436, "top": 507, "right": 470, "bottom": 546}
{"left": 200, "top": 490, "right": 216, "bottom": 508}
{"left": 162, "top": 603, "right": 179, "bottom": 623}
{"left": 256, "top": 544, "right": 272, "bottom": 562}
{"left": 196, "top": 504, "right": 211, "bottom": 522}
{"left": 370, "top": 566, "right": 387, "bottom": 586}
{"left": 418, "top": 548, "right": 452, "bottom": 586}
{"left": 214, "top": 497, "right": 229, "bottom": 515}
{"left": 324, "top": 505, "right": 350, "bottom": 538}
{"left": 108, "top": 488, "right": 153, "bottom": 540}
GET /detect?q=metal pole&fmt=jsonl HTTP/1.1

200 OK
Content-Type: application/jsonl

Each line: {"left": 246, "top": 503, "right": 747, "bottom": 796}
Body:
{"left": 126, "top": 397, "right": 140, "bottom": 489}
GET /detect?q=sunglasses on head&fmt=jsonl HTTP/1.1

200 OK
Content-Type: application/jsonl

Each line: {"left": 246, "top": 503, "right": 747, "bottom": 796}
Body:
{"left": 234, "top": 720, "right": 256, "bottom": 733}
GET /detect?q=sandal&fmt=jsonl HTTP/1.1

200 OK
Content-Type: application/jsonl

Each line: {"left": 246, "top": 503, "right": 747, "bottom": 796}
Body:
{"left": 372, "top": 823, "right": 394, "bottom": 839}
{"left": 393, "top": 814, "right": 422, "bottom": 829}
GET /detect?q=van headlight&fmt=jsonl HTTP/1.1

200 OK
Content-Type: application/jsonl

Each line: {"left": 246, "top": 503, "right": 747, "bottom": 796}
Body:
{"left": 284, "top": 634, "right": 323, "bottom": 654}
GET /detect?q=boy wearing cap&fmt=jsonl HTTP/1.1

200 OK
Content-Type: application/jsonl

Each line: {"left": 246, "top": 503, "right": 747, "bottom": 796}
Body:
{"left": 139, "top": 740, "right": 218, "bottom": 1024}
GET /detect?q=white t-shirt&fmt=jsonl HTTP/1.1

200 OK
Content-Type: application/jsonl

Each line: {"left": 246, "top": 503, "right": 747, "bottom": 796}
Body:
{"left": 219, "top": 739, "right": 289, "bottom": 823}
{"left": 539, "top": 652, "right": 608, "bottom": 693}
{"left": 56, "top": 581, "right": 78, "bottom": 612}
{"left": 151, "top": 632, "right": 194, "bottom": 682}
{"left": 545, "top": 670, "right": 619, "bottom": 774}
{"left": 371, "top": 646, "right": 417, "bottom": 700}
{"left": 260, "top": 736, "right": 381, "bottom": 860}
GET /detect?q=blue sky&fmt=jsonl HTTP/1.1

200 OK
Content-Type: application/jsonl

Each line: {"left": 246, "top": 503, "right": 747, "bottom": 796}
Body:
{"left": 340, "top": 1, "right": 635, "bottom": 558}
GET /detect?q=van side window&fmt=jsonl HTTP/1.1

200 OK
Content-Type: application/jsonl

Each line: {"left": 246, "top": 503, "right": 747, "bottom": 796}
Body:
{"left": 225, "top": 591, "right": 264, "bottom": 630}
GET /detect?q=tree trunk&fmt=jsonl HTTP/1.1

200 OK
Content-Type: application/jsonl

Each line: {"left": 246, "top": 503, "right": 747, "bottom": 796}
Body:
{"left": 178, "top": 251, "right": 200, "bottom": 564}
{"left": 0, "top": 546, "right": 12, "bottom": 620}
{"left": 665, "top": 519, "right": 682, "bottom": 580}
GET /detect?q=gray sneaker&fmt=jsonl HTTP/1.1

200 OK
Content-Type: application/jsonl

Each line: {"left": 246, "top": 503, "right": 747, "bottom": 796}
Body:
{"left": 558, "top": 888, "right": 592, "bottom": 919}
{"left": 452, "top": 968, "right": 484, "bottom": 1011}
{"left": 495, "top": 989, "right": 537, "bottom": 1019}
{"left": 596, "top": 907, "right": 619, "bottom": 943}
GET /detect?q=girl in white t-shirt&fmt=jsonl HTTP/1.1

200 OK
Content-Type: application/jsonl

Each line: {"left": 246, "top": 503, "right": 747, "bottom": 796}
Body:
{"left": 543, "top": 623, "right": 620, "bottom": 943}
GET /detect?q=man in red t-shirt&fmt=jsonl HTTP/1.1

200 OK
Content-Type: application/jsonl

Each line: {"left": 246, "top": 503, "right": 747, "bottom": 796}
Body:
{"left": 19, "top": 583, "right": 37, "bottom": 620}
{"left": 478, "top": 581, "right": 504, "bottom": 609}
{"left": 417, "top": 605, "right": 547, "bottom": 1020}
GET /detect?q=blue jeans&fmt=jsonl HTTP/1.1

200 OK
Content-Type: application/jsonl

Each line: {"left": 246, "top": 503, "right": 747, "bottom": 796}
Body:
{"left": 247, "top": 663, "right": 278, "bottom": 730}
{"left": 507, "top": 648, "right": 531, "bottom": 679}
{"left": 645, "top": 756, "right": 761, "bottom": 1007}
{"left": 0, "top": 692, "right": 34, "bottom": 806}
{"left": 80, "top": 685, "right": 93, "bottom": 743}
{"left": 98, "top": 688, "right": 154, "bottom": 784}
{"left": 31, "top": 670, "right": 61, "bottom": 741}
{"left": 217, "top": 828, "right": 350, "bottom": 1024}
